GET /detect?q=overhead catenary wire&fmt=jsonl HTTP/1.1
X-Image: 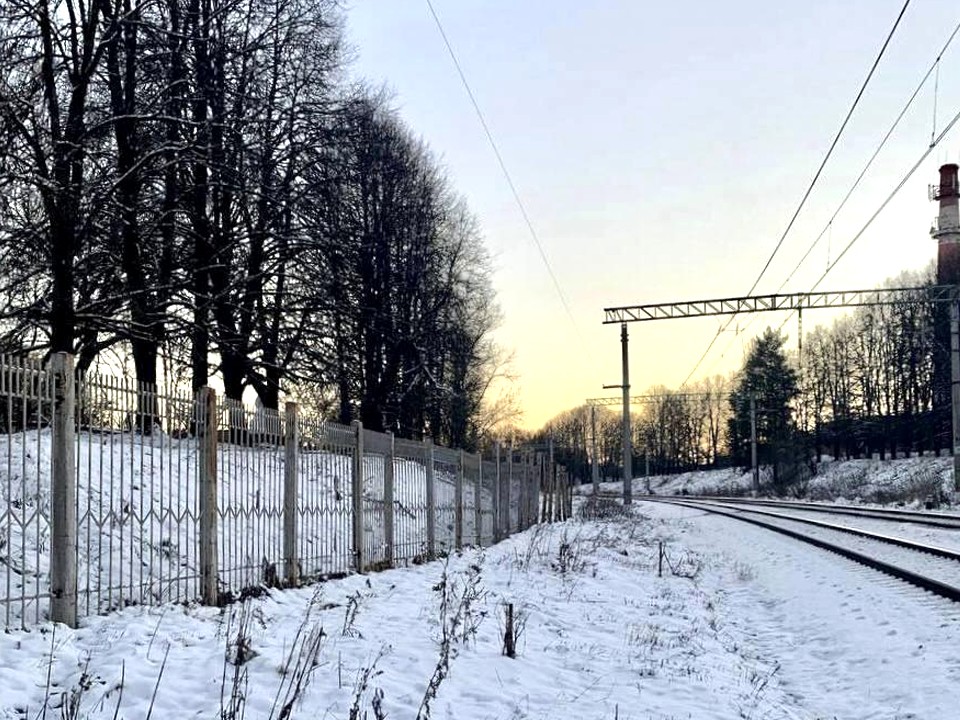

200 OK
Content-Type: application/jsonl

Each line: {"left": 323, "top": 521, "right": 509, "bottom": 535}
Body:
{"left": 812, "top": 103, "right": 960, "bottom": 292}
{"left": 424, "top": 0, "right": 590, "bottom": 351}
{"left": 747, "top": 0, "right": 912, "bottom": 298}
{"left": 697, "top": 16, "right": 960, "bottom": 377}
{"left": 764, "top": 100, "right": 960, "bottom": 337}
{"left": 680, "top": 0, "right": 912, "bottom": 387}
{"left": 931, "top": 59, "right": 941, "bottom": 147}
{"left": 781, "top": 19, "right": 959, "bottom": 293}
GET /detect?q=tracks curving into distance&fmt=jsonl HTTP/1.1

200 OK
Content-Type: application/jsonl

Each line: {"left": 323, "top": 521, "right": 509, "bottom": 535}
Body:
{"left": 630, "top": 495, "right": 960, "bottom": 603}
{"left": 690, "top": 496, "right": 960, "bottom": 530}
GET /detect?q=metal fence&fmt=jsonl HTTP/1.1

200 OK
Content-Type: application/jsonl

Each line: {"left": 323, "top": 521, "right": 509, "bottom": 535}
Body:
{"left": 0, "top": 356, "right": 55, "bottom": 629}
{"left": 0, "top": 353, "right": 562, "bottom": 631}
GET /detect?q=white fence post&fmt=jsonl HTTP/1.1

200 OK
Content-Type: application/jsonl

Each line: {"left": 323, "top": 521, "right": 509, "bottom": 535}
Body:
{"left": 50, "top": 352, "right": 76, "bottom": 627}
{"left": 455, "top": 450, "right": 464, "bottom": 550}
{"left": 384, "top": 432, "right": 395, "bottom": 567}
{"left": 424, "top": 438, "right": 436, "bottom": 560}
{"left": 283, "top": 401, "right": 299, "bottom": 586}
{"left": 352, "top": 421, "right": 365, "bottom": 572}
{"left": 198, "top": 387, "right": 219, "bottom": 606}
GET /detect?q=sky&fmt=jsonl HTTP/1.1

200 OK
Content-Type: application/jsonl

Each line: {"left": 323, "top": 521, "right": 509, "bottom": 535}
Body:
{"left": 344, "top": 0, "right": 960, "bottom": 430}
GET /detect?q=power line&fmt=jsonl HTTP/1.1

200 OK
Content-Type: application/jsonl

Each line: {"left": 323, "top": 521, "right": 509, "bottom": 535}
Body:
{"left": 700, "top": 17, "right": 960, "bottom": 377}
{"left": 762, "top": 99, "right": 960, "bottom": 339}
{"left": 424, "top": 0, "right": 586, "bottom": 345}
{"left": 681, "top": 0, "right": 912, "bottom": 386}
{"left": 780, "top": 18, "right": 960, "bottom": 294}
{"left": 812, "top": 105, "right": 960, "bottom": 292}
{"left": 748, "top": 0, "right": 912, "bottom": 297}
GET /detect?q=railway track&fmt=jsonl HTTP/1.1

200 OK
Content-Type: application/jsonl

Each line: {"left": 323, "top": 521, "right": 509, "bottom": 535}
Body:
{"left": 631, "top": 495, "right": 960, "bottom": 603}
{"left": 683, "top": 495, "right": 960, "bottom": 530}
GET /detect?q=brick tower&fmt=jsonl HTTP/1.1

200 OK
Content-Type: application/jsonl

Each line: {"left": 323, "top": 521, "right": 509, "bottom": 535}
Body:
{"left": 931, "top": 163, "right": 960, "bottom": 447}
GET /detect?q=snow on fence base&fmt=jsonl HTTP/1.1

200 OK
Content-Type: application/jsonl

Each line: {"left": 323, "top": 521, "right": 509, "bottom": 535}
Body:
{"left": 0, "top": 355, "right": 560, "bottom": 631}
{"left": 0, "top": 355, "right": 55, "bottom": 629}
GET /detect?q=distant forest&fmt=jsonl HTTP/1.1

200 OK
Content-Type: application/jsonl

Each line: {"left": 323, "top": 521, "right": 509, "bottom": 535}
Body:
{"left": 533, "top": 267, "right": 949, "bottom": 483}
{"left": 0, "top": 0, "right": 508, "bottom": 449}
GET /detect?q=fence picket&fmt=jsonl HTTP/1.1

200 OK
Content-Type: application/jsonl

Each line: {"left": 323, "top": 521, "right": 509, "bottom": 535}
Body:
{"left": 0, "top": 354, "right": 556, "bottom": 630}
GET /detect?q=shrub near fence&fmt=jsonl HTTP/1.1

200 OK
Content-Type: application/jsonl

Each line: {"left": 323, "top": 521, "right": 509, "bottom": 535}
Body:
{"left": 0, "top": 354, "right": 555, "bottom": 631}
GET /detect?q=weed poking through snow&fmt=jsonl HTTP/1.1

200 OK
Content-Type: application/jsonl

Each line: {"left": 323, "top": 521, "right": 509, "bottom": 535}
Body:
{"left": 269, "top": 588, "right": 327, "bottom": 720}
{"left": 220, "top": 601, "right": 258, "bottom": 719}
{"left": 417, "top": 559, "right": 487, "bottom": 719}
{"left": 500, "top": 602, "right": 528, "bottom": 658}
{"left": 342, "top": 589, "right": 369, "bottom": 638}
{"left": 347, "top": 648, "right": 387, "bottom": 720}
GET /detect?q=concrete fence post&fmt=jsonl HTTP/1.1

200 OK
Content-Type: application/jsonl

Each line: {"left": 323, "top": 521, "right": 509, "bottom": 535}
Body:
{"left": 493, "top": 442, "right": 502, "bottom": 542}
{"left": 424, "top": 439, "right": 436, "bottom": 559}
{"left": 474, "top": 453, "right": 482, "bottom": 546}
{"left": 519, "top": 451, "right": 529, "bottom": 530}
{"left": 506, "top": 444, "right": 513, "bottom": 535}
{"left": 556, "top": 465, "right": 563, "bottom": 521}
{"left": 198, "top": 386, "right": 219, "bottom": 605}
{"left": 50, "top": 352, "right": 77, "bottom": 627}
{"left": 539, "top": 453, "right": 548, "bottom": 523}
{"left": 352, "top": 421, "right": 365, "bottom": 572}
{"left": 548, "top": 438, "right": 555, "bottom": 522}
{"left": 529, "top": 452, "right": 537, "bottom": 527}
{"left": 283, "top": 401, "right": 299, "bottom": 586}
{"left": 560, "top": 467, "right": 567, "bottom": 521}
{"left": 384, "top": 432, "right": 395, "bottom": 567}
{"left": 455, "top": 450, "right": 464, "bottom": 550}
{"left": 531, "top": 452, "right": 540, "bottom": 526}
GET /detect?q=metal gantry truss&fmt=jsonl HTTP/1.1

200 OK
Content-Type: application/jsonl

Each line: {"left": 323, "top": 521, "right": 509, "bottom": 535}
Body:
{"left": 603, "top": 285, "right": 958, "bottom": 324}
{"left": 600, "top": 283, "right": 960, "bottom": 498}
{"left": 586, "top": 393, "right": 713, "bottom": 406}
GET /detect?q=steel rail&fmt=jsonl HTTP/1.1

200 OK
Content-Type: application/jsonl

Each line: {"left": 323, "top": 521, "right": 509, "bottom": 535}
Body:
{"left": 673, "top": 495, "right": 960, "bottom": 530}
{"left": 646, "top": 498, "right": 960, "bottom": 603}
{"left": 679, "top": 498, "right": 960, "bottom": 561}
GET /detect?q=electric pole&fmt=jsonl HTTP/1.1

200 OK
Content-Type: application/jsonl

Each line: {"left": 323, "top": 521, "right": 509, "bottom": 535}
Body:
{"left": 952, "top": 298, "right": 960, "bottom": 489}
{"left": 603, "top": 322, "right": 632, "bottom": 504}
{"left": 590, "top": 404, "right": 600, "bottom": 494}
{"left": 621, "top": 323, "right": 632, "bottom": 504}
{"left": 645, "top": 439, "right": 650, "bottom": 492}
{"left": 750, "top": 392, "right": 759, "bottom": 496}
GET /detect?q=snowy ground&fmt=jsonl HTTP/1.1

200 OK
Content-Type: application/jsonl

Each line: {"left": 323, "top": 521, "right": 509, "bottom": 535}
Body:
{"left": 4, "top": 494, "right": 959, "bottom": 719}
{"left": 639, "top": 501, "right": 960, "bottom": 719}
{"left": 593, "top": 454, "right": 957, "bottom": 507}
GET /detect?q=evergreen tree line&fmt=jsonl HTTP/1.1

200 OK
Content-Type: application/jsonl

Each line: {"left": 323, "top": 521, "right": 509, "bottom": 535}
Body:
{"left": 0, "top": 0, "right": 502, "bottom": 448}
{"left": 535, "top": 266, "right": 946, "bottom": 484}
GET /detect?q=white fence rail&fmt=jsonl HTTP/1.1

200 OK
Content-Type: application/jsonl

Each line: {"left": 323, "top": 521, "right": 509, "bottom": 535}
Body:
{"left": 0, "top": 354, "right": 568, "bottom": 630}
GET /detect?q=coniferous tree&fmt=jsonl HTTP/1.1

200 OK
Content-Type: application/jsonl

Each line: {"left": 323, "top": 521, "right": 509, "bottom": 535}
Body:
{"left": 728, "top": 328, "right": 799, "bottom": 492}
